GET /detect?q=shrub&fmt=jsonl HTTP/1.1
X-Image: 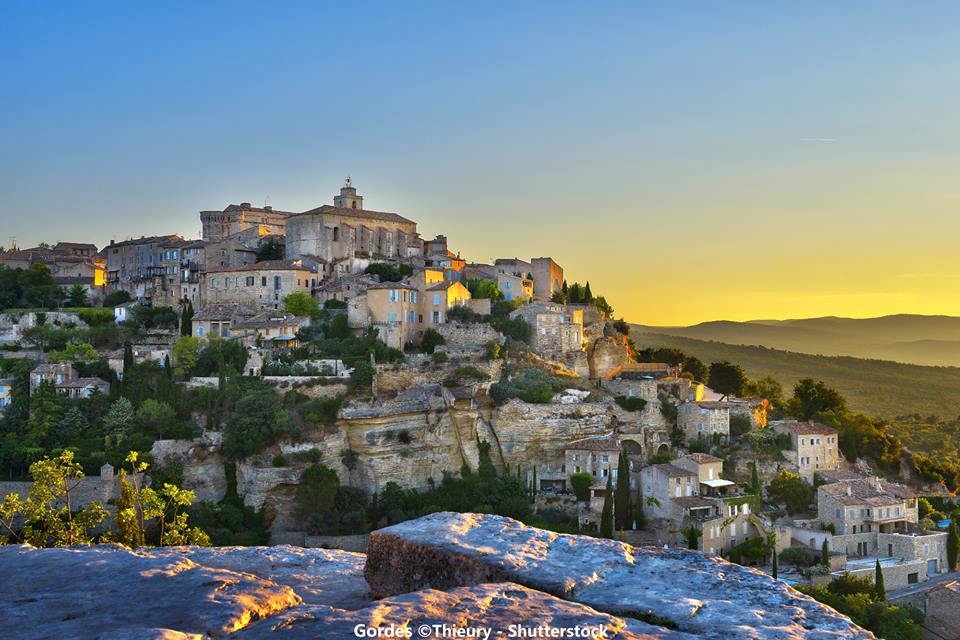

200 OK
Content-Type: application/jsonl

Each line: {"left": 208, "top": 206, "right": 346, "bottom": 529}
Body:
{"left": 421, "top": 329, "right": 445, "bottom": 354}
{"left": 272, "top": 453, "right": 287, "bottom": 467}
{"left": 779, "top": 546, "right": 816, "bottom": 568}
{"left": 615, "top": 396, "right": 647, "bottom": 412}
{"left": 431, "top": 351, "right": 449, "bottom": 364}
{"left": 102, "top": 290, "right": 132, "bottom": 307}
{"left": 569, "top": 472, "right": 594, "bottom": 502}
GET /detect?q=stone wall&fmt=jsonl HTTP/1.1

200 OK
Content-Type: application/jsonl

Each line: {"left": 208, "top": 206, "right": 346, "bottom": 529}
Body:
{"left": 184, "top": 376, "right": 348, "bottom": 399}
{"left": 434, "top": 322, "right": 502, "bottom": 351}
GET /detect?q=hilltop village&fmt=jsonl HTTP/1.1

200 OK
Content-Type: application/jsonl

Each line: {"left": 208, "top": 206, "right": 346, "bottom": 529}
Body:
{"left": 1, "top": 180, "right": 959, "bottom": 638}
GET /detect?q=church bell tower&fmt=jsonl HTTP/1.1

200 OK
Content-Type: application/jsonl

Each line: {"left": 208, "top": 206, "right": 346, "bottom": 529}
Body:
{"left": 334, "top": 176, "right": 363, "bottom": 209}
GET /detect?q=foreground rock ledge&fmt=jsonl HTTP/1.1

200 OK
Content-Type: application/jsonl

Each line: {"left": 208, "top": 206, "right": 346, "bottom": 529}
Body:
{"left": 365, "top": 512, "right": 874, "bottom": 640}
{"left": 0, "top": 513, "right": 873, "bottom": 639}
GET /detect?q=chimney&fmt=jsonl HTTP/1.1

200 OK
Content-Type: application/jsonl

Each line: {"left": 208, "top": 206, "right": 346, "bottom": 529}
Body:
{"left": 846, "top": 486, "right": 852, "bottom": 497}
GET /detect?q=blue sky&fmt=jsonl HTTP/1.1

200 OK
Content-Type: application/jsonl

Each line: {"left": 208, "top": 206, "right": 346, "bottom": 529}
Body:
{"left": 3, "top": 1, "right": 959, "bottom": 323}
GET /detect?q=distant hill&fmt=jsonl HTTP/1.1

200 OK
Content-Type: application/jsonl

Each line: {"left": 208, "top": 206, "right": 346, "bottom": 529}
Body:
{"left": 634, "top": 314, "right": 960, "bottom": 367}
{"left": 629, "top": 330, "right": 960, "bottom": 421}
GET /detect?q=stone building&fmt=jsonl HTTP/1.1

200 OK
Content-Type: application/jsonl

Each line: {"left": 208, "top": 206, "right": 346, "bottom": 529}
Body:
{"left": 678, "top": 401, "right": 731, "bottom": 441}
{"left": 642, "top": 453, "right": 763, "bottom": 556}
{"left": 29, "top": 363, "right": 109, "bottom": 398}
{"left": 192, "top": 304, "right": 259, "bottom": 340}
{"left": 315, "top": 273, "right": 380, "bottom": 305}
{"left": 893, "top": 580, "right": 960, "bottom": 640}
{"left": 770, "top": 420, "right": 840, "bottom": 482}
{"left": 363, "top": 282, "right": 420, "bottom": 350}
{"left": 284, "top": 180, "right": 421, "bottom": 277}
{"left": 496, "top": 273, "right": 534, "bottom": 302}
{"left": 530, "top": 257, "right": 564, "bottom": 301}
{"left": 509, "top": 303, "right": 583, "bottom": 356}
{"left": 813, "top": 474, "right": 948, "bottom": 589}
{"left": 102, "top": 234, "right": 185, "bottom": 302}
{"left": 200, "top": 203, "right": 294, "bottom": 243}
{"left": 201, "top": 260, "right": 315, "bottom": 309}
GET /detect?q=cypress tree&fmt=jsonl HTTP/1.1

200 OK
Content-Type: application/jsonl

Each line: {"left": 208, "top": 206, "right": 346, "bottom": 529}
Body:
{"left": 180, "top": 301, "right": 194, "bottom": 336}
{"left": 615, "top": 450, "right": 631, "bottom": 530}
{"left": 948, "top": 520, "right": 959, "bottom": 571}
{"left": 874, "top": 559, "right": 886, "bottom": 600}
{"left": 583, "top": 281, "right": 593, "bottom": 303}
{"left": 122, "top": 341, "right": 134, "bottom": 373}
{"left": 821, "top": 539, "right": 830, "bottom": 567}
{"left": 772, "top": 550, "right": 778, "bottom": 579}
{"left": 751, "top": 461, "right": 761, "bottom": 496}
{"left": 569, "top": 283, "right": 581, "bottom": 304}
{"left": 599, "top": 474, "right": 614, "bottom": 539}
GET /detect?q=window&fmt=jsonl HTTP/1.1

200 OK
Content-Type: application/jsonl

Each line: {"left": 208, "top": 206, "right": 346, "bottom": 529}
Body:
{"left": 433, "top": 293, "right": 441, "bottom": 306}
{"left": 197, "top": 326, "right": 205, "bottom": 337}
{"left": 333, "top": 227, "right": 339, "bottom": 241}
{"left": 388, "top": 312, "right": 397, "bottom": 323}
{"left": 411, "top": 291, "right": 417, "bottom": 303}
{"left": 262, "top": 276, "right": 267, "bottom": 286}
{"left": 246, "top": 276, "right": 254, "bottom": 286}
{"left": 274, "top": 276, "right": 281, "bottom": 290}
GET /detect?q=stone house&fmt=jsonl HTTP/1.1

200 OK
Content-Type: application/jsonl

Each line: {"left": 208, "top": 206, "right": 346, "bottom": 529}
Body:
{"left": 496, "top": 272, "right": 534, "bottom": 302}
{"left": 509, "top": 303, "right": 583, "bottom": 356}
{"left": 461, "top": 263, "right": 498, "bottom": 282}
{"left": 200, "top": 202, "right": 294, "bottom": 243}
{"left": 29, "top": 363, "right": 109, "bottom": 398}
{"left": 422, "top": 235, "right": 450, "bottom": 256}
{"left": 53, "top": 242, "right": 98, "bottom": 258}
{"left": 191, "top": 304, "right": 259, "bottom": 339}
{"left": 893, "top": 580, "right": 960, "bottom": 640}
{"left": 105, "top": 346, "right": 171, "bottom": 380}
{"left": 101, "top": 234, "right": 185, "bottom": 302}
{"left": 230, "top": 312, "right": 308, "bottom": 349}
{"left": 201, "top": 260, "right": 314, "bottom": 309}
{"left": 494, "top": 257, "right": 532, "bottom": 279}
{"left": 0, "top": 378, "right": 12, "bottom": 414}
{"left": 363, "top": 282, "right": 420, "bottom": 350}
{"left": 421, "top": 280, "right": 471, "bottom": 327}
{"left": 642, "top": 453, "right": 763, "bottom": 556}
{"left": 771, "top": 420, "right": 840, "bottom": 482}
{"left": 314, "top": 273, "right": 379, "bottom": 305}
{"left": 284, "top": 181, "right": 422, "bottom": 276}
{"left": 565, "top": 433, "right": 621, "bottom": 482}
{"left": 678, "top": 401, "right": 730, "bottom": 442}
{"left": 814, "top": 475, "right": 948, "bottom": 589}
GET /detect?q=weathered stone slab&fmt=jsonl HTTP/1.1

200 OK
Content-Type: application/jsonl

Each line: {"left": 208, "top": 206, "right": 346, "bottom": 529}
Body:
{"left": 239, "top": 583, "right": 695, "bottom": 639}
{"left": 364, "top": 512, "right": 874, "bottom": 639}
{"left": 0, "top": 544, "right": 301, "bottom": 639}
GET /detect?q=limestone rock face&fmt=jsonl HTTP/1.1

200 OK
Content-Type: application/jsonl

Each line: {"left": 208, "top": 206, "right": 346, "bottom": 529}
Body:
{"left": 151, "top": 439, "right": 228, "bottom": 503}
{"left": 0, "top": 514, "right": 873, "bottom": 639}
{"left": 365, "top": 512, "right": 875, "bottom": 640}
{"left": 492, "top": 400, "right": 615, "bottom": 470}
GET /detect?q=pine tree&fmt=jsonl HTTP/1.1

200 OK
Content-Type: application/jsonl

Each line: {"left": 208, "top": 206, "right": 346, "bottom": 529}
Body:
{"left": 569, "top": 283, "right": 581, "bottom": 304}
{"left": 821, "top": 539, "right": 830, "bottom": 567}
{"left": 874, "top": 559, "right": 886, "bottom": 600}
{"left": 751, "top": 462, "right": 761, "bottom": 496}
{"left": 599, "top": 474, "right": 614, "bottom": 539}
{"left": 948, "top": 520, "right": 959, "bottom": 571}
{"left": 583, "top": 281, "right": 593, "bottom": 303}
{"left": 615, "top": 450, "right": 631, "bottom": 530}
{"left": 772, "top": 550, "right": 778, "bottom": 579}
{"left": 561, "top": 280, "right": 568, "bottom": 301}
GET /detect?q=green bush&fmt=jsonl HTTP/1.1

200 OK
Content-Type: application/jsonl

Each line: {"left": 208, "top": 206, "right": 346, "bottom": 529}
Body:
{"left": 614, "top": 396, "right": 647, "bottom": 412}
{"left": 569, "top": 472, "right": 594, "bottom": 502}
{"left": 421, "top": 329, "right": 445, "bottom": 354}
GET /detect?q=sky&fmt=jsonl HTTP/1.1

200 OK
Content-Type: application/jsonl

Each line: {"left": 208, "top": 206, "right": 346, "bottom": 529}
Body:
{"left": 2, "top": 1, "right": 959, "bottom": 325}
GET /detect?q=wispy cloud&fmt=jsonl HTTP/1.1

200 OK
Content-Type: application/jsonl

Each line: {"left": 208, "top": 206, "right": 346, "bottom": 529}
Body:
{"left": 800, "top": 137, "right": 838, "bottom": 143}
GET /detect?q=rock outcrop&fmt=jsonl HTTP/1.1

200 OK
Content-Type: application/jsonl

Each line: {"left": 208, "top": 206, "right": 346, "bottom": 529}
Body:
{"left": 364, "top": 512, "right": 875, "bottom": 640}
{"left": 0, "top": 513, "right": 873, "bottom": 639}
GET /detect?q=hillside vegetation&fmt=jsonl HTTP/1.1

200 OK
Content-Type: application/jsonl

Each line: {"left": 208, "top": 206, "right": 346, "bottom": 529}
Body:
{"left": 630, "top": 330, "right": 960, "bottom": 420}
{"left": 636, "top": 314, "right": 960, "bottom": 367}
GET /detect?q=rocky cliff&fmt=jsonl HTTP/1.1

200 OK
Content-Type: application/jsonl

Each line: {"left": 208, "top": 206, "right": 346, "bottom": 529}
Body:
{"left": 0, "top": 513, "right": 873, "bottom": 639}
